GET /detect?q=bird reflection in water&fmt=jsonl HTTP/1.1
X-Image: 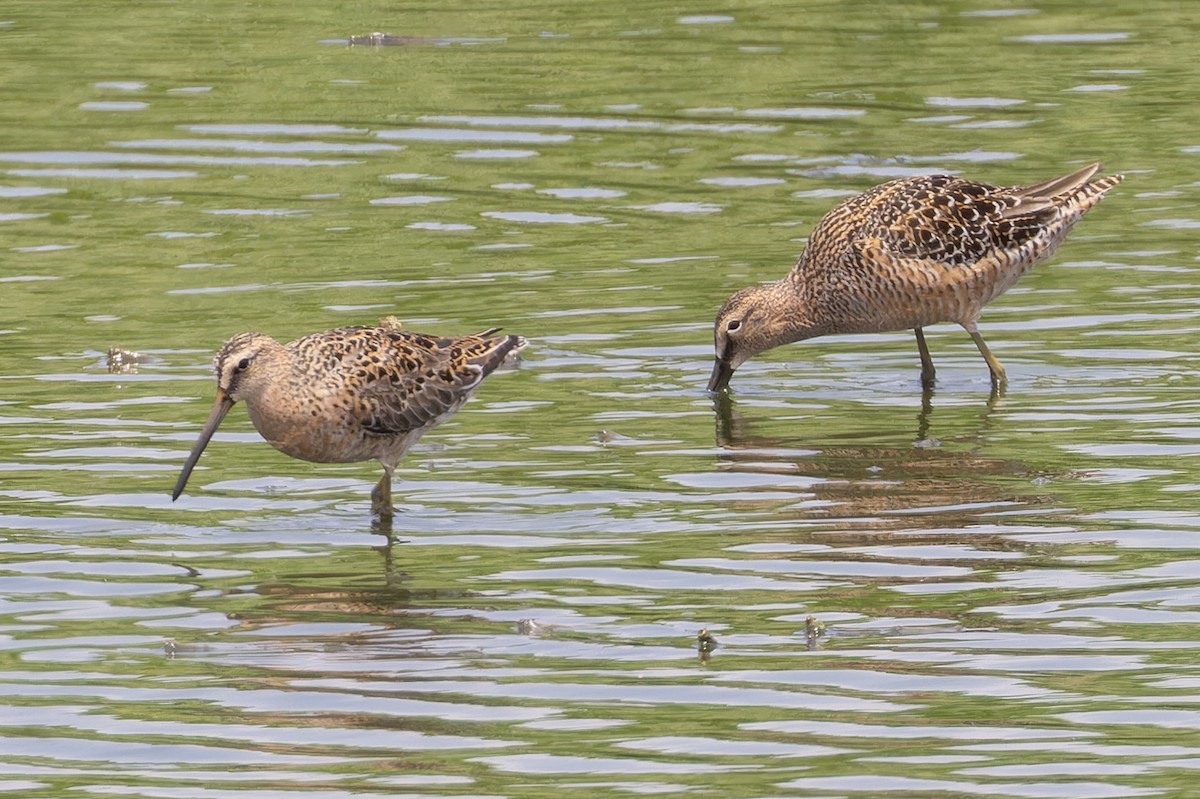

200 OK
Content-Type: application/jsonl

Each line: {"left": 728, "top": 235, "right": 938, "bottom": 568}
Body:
{"left": 710, "top": 388, "right": 1044, "bottom": 538}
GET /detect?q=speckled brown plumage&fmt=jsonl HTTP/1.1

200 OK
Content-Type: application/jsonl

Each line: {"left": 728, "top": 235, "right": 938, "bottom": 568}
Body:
{"left": 172, "top": 324, "right": 524, "bottom": 521}
{"left": 709, "top": 162, "right": 1123, "bottom": 392}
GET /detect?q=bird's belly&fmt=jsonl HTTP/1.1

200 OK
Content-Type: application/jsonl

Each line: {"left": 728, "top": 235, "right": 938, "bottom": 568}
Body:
{"left": 826, "top": 294, "right": 966, "bottom": 334}
{"left": 247, "top": 403, "right": 390, "bottom": 464}
{"left": 824, "top": 261, "right": 1025, "bottom": 333}
{"left": 270, "top": 429, "right": 377, "bottom": 464}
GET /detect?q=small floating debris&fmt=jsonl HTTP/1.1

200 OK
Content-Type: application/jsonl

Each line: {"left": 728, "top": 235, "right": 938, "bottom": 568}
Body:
{"left": 345, "top": 32, "right": 505, "bottom": 48}
{"left": 106, "top": 346, "right": 147, "bottom": 374}
{"left": 697, "top": 628, "right": 719, "bottom": 663}
{"left": 805, "top": 615, "right": 826, "bottom": 649}
{"left": 594, "top": 429, "right": 636, "bottom": 446}
{"left": 516, "top": 619, "right": 554, "bottom": 636}
{"left": 348, "top": 32, "right": 449, "bottom": 47}
{"left": 164, "top": 639, "right": 218, "bottom": 658}
{"left": 164, "top": 639, "right": 209, "bottom": 658}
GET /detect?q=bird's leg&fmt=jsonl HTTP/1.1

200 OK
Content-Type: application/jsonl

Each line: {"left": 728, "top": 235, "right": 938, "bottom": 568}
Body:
{"left": 371, "top": 464, "right": 395, "bottom": 525}
{"left": 966, "top": 328, "right": 1007, "bottom": 389}
{"left": 914, "top": 328, "right": 935, "bottom": 387}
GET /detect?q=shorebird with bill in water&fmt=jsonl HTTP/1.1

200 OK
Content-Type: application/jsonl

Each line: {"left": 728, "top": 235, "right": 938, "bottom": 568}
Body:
{"left": 708, "top": 162, "right": 1123, "bottom": 393}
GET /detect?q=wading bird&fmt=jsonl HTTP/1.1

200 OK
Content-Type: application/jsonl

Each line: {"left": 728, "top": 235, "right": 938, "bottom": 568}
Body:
{"left": 172, "top": 323, "right": 523, "bottom": 522}
{"left": 708, "top": 163, "right": 1122, "bottom": 392}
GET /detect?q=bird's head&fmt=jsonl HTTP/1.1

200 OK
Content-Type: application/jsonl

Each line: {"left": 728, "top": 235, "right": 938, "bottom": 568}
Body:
{"left": 707, "top": 283, "right": 812, "bottom": 392}
{"left": 212, "top": 332, "right": 280, "bottom": 403}
{"left": 172, "top": 332, "right": 280, "bottom": 501}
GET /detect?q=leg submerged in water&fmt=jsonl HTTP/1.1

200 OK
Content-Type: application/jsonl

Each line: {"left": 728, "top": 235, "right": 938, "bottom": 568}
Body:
{"left": 371, "top": 463, "right": 395, "bottom": 523}
{"left": 965, "top": 325, "right": 1006, "bottom": 389}
{"left": 914, "top": 328, "right": 936, "bottom": 387}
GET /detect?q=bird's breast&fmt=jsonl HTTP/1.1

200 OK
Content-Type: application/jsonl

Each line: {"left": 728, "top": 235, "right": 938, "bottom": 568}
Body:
{"left": 244, "top": 388, "right": 375, "bottom": 464}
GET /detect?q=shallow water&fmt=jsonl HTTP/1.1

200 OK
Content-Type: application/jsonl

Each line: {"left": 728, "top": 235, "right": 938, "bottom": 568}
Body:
{"left": 3, "top": 1, "right": 1200, "bottom": 797}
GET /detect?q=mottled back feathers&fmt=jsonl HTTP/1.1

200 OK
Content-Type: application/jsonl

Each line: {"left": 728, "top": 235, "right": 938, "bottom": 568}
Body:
{"left": 798, "top": 163, "right": 1122, "bottom": 287}
{"left": 351, "top": 328, "right": 521, "bottom": 436}
{"left": 283, "top": 326, "right": 522, "bottom": 437}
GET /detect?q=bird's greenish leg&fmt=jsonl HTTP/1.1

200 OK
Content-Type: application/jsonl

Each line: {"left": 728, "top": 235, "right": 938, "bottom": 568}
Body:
{"left": 371, "top": 464, "right": 395, "bottom": 523}
{"left": 967, "top": 329, "right": 1007, "bottom": 388}
{"left": 914, "top": 328, "right": 936, "bottom": 387}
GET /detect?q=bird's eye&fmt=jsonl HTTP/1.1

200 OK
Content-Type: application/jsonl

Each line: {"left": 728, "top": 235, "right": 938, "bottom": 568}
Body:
{"left": 726, "top": 319, "right": 742, "bottom": 333}
{"left": 236, "top": 357, "right": 250, "bottom": 371}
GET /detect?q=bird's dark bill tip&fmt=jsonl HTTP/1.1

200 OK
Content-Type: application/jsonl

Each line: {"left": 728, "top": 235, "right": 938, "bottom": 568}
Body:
{"left": 707, "top": 359, "right": 734, "bottom": 393}
{"left": 172, "top": 450, "right": 205, "bottom": 502}
{"left": 172, "top": 392, "right": 235, "bottom": 502}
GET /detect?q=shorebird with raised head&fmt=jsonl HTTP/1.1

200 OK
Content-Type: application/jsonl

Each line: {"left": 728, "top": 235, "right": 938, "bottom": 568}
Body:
{"left": 172, "top": 323, "right": 524, "bottom": 523}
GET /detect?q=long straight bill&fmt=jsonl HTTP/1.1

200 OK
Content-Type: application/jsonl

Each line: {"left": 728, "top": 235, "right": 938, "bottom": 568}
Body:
{"left": 172, "top": 389, "right": 235, "bottom": 501}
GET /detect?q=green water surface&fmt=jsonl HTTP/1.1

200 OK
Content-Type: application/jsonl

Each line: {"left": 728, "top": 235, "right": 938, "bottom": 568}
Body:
{"left": 2, "top": 1, "right": 1200, "bottom": 797}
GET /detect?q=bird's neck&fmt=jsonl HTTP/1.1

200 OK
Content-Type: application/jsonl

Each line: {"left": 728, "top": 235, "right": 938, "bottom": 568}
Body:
{"left": 763, "top": 279, "right": 824, "bottom": 346}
